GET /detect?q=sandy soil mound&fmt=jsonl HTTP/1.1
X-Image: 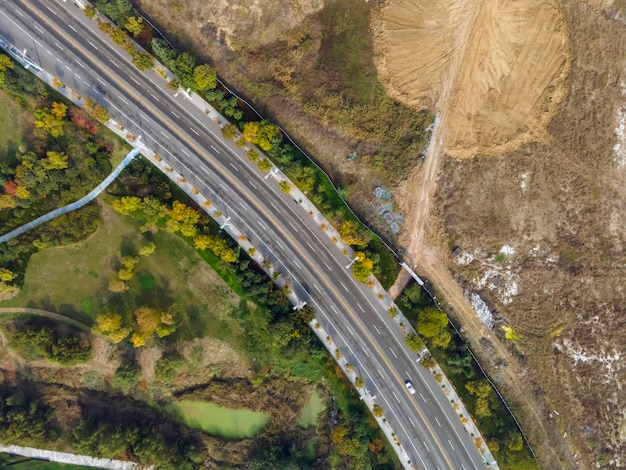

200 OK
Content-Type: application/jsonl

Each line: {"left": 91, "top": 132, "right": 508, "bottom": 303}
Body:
{"left": 374, "top": 0, "right": 570, "bottom": 157}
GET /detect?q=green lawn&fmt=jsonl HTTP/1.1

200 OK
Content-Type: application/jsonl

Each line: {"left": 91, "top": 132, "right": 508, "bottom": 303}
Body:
{"left": 0, "top": 199, "right": 242, "bottom": 342}
{"left": 169, "top": 400, "right": 270, "bottom": 440}
{"left": 0, "top": 91, "right": 28, "bottom": 163}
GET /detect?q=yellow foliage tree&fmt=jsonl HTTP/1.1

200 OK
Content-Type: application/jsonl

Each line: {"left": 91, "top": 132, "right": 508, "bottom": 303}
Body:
{"left": 108, "top": 278, "right": 129, "bottom": 293}
{"left": 134, "top": 306, "right": 161, "bottom": 335}
{"left": 193, "top": 234, "right": 210, "bottom": 250}
{"left": 352, "top": 251, "right": 374, "bottom": 283}
{"left": 50, "top": 102, "right": 67, "bottom": 119}
{"left": 138, "top": 242, "right": 156, "bottom": 256}
{"left": 0, "top": 268, "right": 14, "bottom": 282}
{"left": 14, "top": 185, "right": 30, "bottom": 200}
{"left": 125, "top": 16, "right": 144, "bottom": 37}
{"left": 112, "top": 196, "right": 141, "bottom": 214}
{"left": 0, "top": 194, "right": 16, "bottom": 210}
{"left": 34, "top": 108, "right": 64, "bottom": 138}
{"left": 339, "top": 220, "right": 369, "bottom": 247}
{"left": 41, "top": 151, "right": 69, "bottom": 170}
{"left": 130, "top": 332, "right": 146, "bottom": 348}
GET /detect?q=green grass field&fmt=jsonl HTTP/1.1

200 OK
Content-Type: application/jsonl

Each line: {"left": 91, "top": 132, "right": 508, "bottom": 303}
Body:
{"left": 0, "top": 92, "right": 27, "bottom": 164}
{"left": 0, "top": 199, "right": 242, "bottom": 342}
{"left": 169, "top": 400, "right": 270, "bottom": 440}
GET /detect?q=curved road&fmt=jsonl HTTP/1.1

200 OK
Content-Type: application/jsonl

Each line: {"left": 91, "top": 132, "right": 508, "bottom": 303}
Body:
{"left": 0, "top": 2, "right": 490, "bottom": 469}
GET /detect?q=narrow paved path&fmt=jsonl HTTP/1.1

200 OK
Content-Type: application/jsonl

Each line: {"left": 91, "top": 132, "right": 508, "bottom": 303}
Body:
{"left": 0, "top": 148, "right": 138, "bottom": 244}
{"left": 0, "top": 307, "right": 92, "bottom": 333}
{"left": 0, "top": 444, "right": 145, "bottom": 469}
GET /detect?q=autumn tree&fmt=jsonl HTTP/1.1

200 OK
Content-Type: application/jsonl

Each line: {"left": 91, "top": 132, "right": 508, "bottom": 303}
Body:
{"left": 194, "top": 234, "right": 237, "bottom": 262}
{"left": 351, "top": 251, "right": 374, "bottom": 283}
{"left": 112, "top": 195, "right": 142, "bottom": 214}
{"left": 41, "top": 151, "right": 69, "bottom": 170}
{"left": 221, "top": 123, "right": 238, "bottom": 139}
{"left": 372, "top": 404, "right": 384, "bottom": 417}
{"left": 93, "top": 312, "right": 132, "bottom": 343}
{"left": 339, "top": 220, "right": 369, "bottom": 247}
{"left": 0, "top": 54, "right": 14, "bottom": 85}
{"left": 257, "top": 159, "right": 271, "bottom": 172}
{"left": 246, "top": 149, "right": 259, "bottom": 162}
{"left": 124, "top": 16, "right": 143, "bottom": 37}
{"left": 192, "top": 64, "right": 217, "bottom": 91}
{"left": 90, "top": 104, "right": 110, "bottom": 123}
{"left": 0, "top": 268, "right": 14, "bottom": 283}
{"left": 108, "top": 278, "right": 129, "bottom": 293}
{"left": 34, "top": 108, "right": 65, "bottom": 138}
{"left": 138, "top": 242, "right": 156, "bottom": 256}
{"left": 50, "top": 102, "right": 67, "bottom": 119}
{"left": 166, "top": 200, "right": 199, "bottom": 237}
{"left": 242, "top": 121, "right": 281, "bottom": 151}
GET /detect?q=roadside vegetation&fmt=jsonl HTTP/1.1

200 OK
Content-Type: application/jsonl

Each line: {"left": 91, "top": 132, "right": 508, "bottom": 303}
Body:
{"left": 399, "top": 281, "right": 537, "bottom": 469}
{"left": 88, "top": 0, "right": 399, "bottom": 289}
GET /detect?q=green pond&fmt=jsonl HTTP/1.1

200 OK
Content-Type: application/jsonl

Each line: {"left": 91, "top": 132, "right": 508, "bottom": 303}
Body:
{"left": 170, "top": 401, "right": 270, "bottom": 439}
{"left": 297, "top": 390, "right": 325, "bottom": 428}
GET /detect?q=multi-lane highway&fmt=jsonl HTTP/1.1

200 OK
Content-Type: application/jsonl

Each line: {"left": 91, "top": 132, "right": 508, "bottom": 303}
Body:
{"left": 0, "top": 1, "right": 489, "bottom": 468}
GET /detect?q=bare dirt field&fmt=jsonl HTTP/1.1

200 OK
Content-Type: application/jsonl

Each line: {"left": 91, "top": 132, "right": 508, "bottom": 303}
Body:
{"left": 373, "top": 0, "right": 569, "bottom": 158}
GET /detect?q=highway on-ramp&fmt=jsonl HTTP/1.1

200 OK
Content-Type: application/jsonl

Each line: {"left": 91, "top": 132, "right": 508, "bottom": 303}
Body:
{"left": 0, "top": 1, "right": 488, "bottom": 468}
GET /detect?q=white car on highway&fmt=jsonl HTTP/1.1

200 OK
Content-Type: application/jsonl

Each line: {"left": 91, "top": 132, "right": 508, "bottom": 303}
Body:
{"left": 405, "top": 380, "right": 416, "bottom": 395}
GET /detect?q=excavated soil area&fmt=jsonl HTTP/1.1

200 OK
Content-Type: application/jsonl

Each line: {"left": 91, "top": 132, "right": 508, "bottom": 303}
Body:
{"left": 373, "top": 0, "right": 570, "bottom": 158}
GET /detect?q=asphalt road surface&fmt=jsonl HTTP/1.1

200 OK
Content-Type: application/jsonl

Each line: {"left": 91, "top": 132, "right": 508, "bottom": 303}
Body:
{"left": 0, "top": 1, "right": 489, "bottom": 468}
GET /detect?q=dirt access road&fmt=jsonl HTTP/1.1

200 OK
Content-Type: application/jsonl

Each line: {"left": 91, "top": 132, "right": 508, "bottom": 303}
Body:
{"left": 377, "top": 0, "right": 573, "bottom": 466}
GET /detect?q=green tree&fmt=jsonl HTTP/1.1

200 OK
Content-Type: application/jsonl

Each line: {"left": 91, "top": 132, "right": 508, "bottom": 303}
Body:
{"left": 132, "top": 51, "right": 154, "bottom": 71}
{"left": 154, "top": 351, "right": 187, "bottom": 382}
{"left": 192, "top": 64, "right": 217, "bottom": 91}
{"left": 151, "top": 38, "right": 177, "bottom": 67}
{"left": 417, "top": 307, "right": 451, "bottom": 348}
{"left": 0, "top": 54, "right": 14, "bottom": 86}
{"left": 112, "top": 356, "right": 141, "bottom": 389}
{"left": 405, "top": 333, "right": 424, "bottom": 352}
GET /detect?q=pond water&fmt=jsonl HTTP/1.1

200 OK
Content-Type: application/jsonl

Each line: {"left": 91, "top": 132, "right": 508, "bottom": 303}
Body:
{"left": 297, "top": 390, "right": 325, "bottom": 428}
{"left": 170, "top": 400, "right": 270, "bottom": 440}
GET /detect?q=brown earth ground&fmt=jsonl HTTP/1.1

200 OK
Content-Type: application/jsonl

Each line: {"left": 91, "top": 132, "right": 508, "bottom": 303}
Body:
{"left": 129, "top": 0, "right": 626, "bottom": 467}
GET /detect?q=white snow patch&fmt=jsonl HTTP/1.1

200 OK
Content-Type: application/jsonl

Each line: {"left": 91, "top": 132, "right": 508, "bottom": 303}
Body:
{"left": 471, "top": 293, "right": 495, "bottom": 328}
{"left": 614, "top": 81, "right": 626, "bottom": 169}
{"left": 500, "top": 245, "right": 515, "bottom": 256}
